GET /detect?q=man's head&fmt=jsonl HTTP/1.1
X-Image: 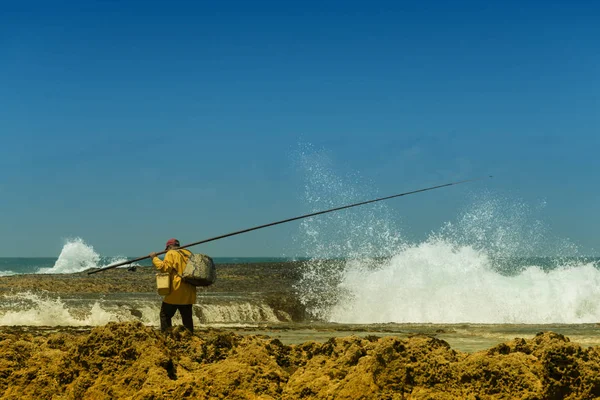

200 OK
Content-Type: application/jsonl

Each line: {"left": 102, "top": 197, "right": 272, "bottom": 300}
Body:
{"left": 165, "top": 238, "right": 180, "bottom": 250}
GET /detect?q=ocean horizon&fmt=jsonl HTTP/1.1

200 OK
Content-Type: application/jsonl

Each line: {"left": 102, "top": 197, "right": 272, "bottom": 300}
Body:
{"left": 0, "top": 256, "right": 304, "bottom": 276}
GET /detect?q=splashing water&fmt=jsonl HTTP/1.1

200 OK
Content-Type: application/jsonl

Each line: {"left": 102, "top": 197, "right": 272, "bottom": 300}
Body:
{"left": 434, "top": 192, "right": 580, "bottom": 272}
{"left": 328, "top": 241, "right": 600, "bottom": 324}
{"left": 292, "top": 147, "right": 404, "bottom": 319}
{"left": 294, "top": 147, "right": 403, "bottom": 260}
{"left": 294, "top": 149, "right": 600, "bottom": 324}
{"left": 0, "top": 292, "right": 284, "bottom": 327}
{"left": 37, "top": 238, "right": 132, "bottom": 274}
{"left": 0, "top": 292, "right": 121, "bottom": 326}
{"left": 37, "top": 238, "right": 101, "bottom": 274}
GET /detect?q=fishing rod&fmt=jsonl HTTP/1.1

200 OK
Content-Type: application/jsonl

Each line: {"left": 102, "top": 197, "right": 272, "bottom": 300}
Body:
{"left": 87, "top": 175, "right": 492, "bottom": 275}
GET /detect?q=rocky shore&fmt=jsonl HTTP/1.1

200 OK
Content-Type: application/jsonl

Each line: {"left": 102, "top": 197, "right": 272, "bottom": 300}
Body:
{"left": 0, "top": 262, "right": 309, "bottom": 321}
{"left": 0, "top": 262, "right": 304, "bottom": 295}
{"left": 2, "top": 262, "right": 600, "bottom": 398}
{"left": 2, "top": 321, "right": 600, "bottom": 399}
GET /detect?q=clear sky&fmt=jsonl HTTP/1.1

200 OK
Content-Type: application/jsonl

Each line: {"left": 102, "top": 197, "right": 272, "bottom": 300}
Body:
{"left": 1, "top": 0, "right": 598, "bottom": 257}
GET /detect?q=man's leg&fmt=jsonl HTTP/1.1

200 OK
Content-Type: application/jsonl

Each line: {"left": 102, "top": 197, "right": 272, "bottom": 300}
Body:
{"left": 160, "top": 302, "right": 178, "bottom": 332}
{"left": 178, "top": 304, "right": 194, "bottom": 333}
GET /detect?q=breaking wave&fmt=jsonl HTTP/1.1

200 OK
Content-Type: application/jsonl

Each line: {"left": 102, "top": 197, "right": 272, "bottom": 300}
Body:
{"left": 294, "top": 147, "right": 600, "bottom": 324}
{"left": 38, "top": 238, "right": 131, "bottom": 274}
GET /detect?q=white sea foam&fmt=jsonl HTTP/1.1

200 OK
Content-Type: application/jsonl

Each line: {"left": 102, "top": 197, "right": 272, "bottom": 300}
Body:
{"left": 294, "top": 148, "right": 600, "bottom": 324}
{"left": 0, "top": 270, "right": 16, "bottom": 277}
{"left": 0, "top": 292, "right": 283, "bottom": 326}
{"left": 0, "top": 292, "right": 122, "bottom": 326}
{"left": 198, "top": 303, "right": 281, "bottom": 324}
{"left": 37, "top": 238, "right": 136, "bottom": 274}
{"left": 328, "top": 241, "right": 600, "bottom": 324}
{"left": 37, "top": 238, "right": 101, "bottom": 274}
{"left": 293, "top": 147, "right": 405, "bottom": 318}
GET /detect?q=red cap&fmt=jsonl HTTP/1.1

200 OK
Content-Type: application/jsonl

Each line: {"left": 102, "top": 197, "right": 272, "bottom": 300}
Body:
{"left": 165, "top": 238, "right": 180, "bottom": 249}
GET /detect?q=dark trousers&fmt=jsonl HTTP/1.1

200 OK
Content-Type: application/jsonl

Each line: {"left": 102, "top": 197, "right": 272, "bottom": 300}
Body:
{"left": 160, "top": 302, "right": 194, "bottom": 333}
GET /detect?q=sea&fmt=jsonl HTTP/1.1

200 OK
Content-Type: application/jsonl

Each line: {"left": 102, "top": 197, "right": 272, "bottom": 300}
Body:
{"left": 2, "top": 152, "right": 600, "bottom": 351}
{"left": 1, "top": 237, "right": 599, "bottom": 351}
{"left": 0, "top": 254, "right": 293, "bottom": 276}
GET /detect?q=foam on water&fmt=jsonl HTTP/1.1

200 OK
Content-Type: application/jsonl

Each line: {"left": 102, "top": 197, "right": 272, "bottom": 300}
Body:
{"left": 328, "top": 241, "right": 600, "bottom": 324}
{"left": 0, "top": 292, "right": 122, "bottom": 326}
{"left": 198, "top": 303, "right": 282, "bottom": 324}
{"left": 293, "top": 147, "right": 404, "bottom": 318}
{"left": 37, "top": 238, "right": 132, "bottom": 274}
{"left": 0, "top": 292, "right": 284, "bottom": 327}
{"left": 294, "top": 148, "right": 600, "bottom": 324}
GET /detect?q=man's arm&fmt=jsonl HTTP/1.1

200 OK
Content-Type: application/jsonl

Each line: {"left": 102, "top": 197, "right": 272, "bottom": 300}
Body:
{"left": 151, "top": 251, "right": 174, "bottom": 273}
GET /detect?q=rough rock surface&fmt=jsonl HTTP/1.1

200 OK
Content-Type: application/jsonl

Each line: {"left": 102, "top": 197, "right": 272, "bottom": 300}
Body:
{"left": 0, "top": 263, "right": 308, "bottom": 321}
{"left": 0, "top": 263, "right": 303, "bottom": 295}
{"left": 1, "top": 322, "right": 600, "bottom": 399}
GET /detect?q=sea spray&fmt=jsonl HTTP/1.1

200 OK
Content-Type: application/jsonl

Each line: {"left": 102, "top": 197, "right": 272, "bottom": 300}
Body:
{"left": 0, "top": 292, "right": 120, "bottom": 326}
{"left": 0, "top": 292, "right": 285, "bottom": 326}
{"left": 292, "top": 147, "right": 404, "bottom": 319}
{"left": 434, "top": 192, "right": 580, "bottom": 273}
{"left": 38, "top": 238, "right": 102, "bottom": 274}
{"left": 294, "top": 150, "right": 600, "bottom": 323}
{"left": 37, "top": 237, "right": 133, "bottom": 274}
{"left": 328, "top": 241, "right": 600, "bottom": 323}
{"left": 294, "top": 148, "right": 403, "bottom": 260}
{"left": 0, "top": 292, "right": 190, "bottom": 327}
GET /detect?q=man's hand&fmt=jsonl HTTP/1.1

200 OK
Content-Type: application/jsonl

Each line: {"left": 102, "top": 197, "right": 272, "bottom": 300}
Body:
{"left": 149, "top": 252, "right": 158, "bottom": 258}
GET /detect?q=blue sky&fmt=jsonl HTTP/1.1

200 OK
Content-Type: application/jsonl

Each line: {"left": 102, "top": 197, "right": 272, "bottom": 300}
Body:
{"left": 1, "top": 0, "right": 598, "bottom": 257}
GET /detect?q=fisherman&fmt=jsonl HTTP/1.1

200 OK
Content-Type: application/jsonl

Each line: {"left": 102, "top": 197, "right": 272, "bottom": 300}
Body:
{"left": 150, "top": 238, "right": 196, "bottom": 333}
